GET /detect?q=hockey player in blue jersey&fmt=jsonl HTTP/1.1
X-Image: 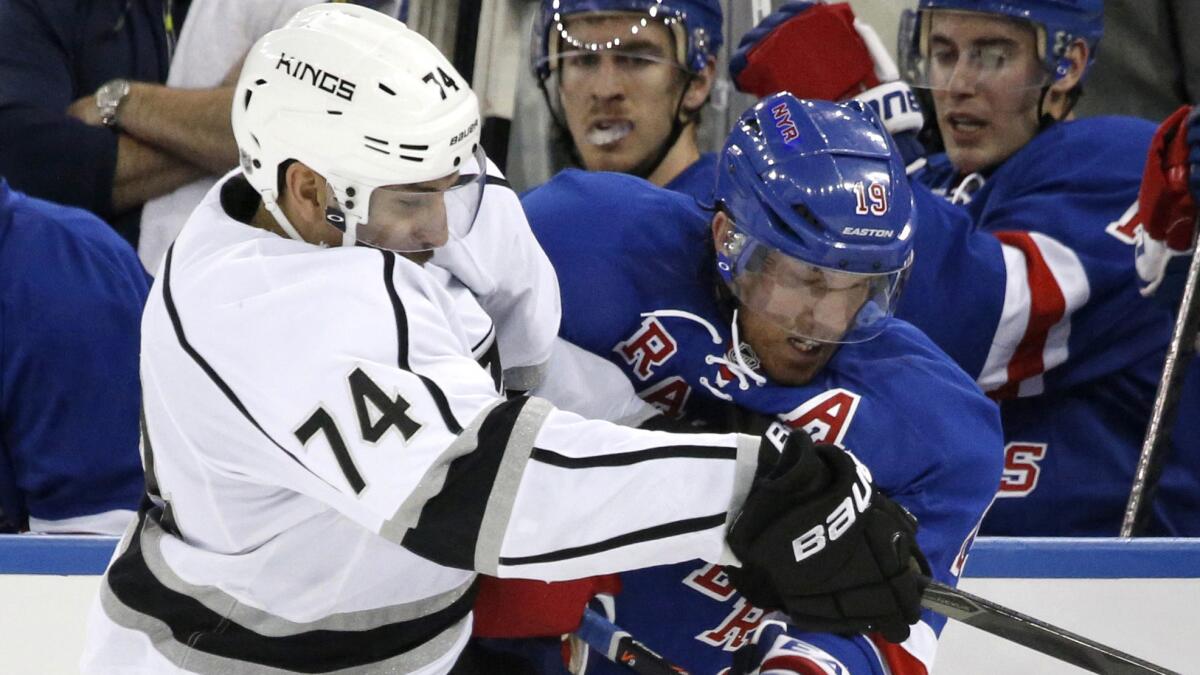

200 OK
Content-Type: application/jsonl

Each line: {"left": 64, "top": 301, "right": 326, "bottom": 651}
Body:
{"left": 530, "top": 0, "right": 722, "bottom": 200}
{"left": 0, "top": 178, "right": 147, "bottom": 534}
{"left": 522, "top": 95, "right": 1004, "bottom": 675}
{"left": 729, "top": 0, "right": 1200, "bottom": 536}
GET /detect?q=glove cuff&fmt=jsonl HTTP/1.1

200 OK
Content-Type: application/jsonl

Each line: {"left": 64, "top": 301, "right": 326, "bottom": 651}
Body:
{"left": 851, "top": 81, "right": 925, "bottom": 137}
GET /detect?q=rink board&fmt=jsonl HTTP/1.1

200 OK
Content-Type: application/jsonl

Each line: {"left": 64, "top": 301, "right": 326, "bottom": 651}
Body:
{"left": 1, "top": 536, "right": 1196, "bottom": 674}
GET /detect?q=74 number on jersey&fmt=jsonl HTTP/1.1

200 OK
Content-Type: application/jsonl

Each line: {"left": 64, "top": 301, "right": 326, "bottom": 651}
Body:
{"left": 294, "top": 367, "right": 422, "bottom": 495}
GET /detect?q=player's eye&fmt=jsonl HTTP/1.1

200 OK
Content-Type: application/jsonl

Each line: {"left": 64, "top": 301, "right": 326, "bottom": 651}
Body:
{"left": 563, "top": 53, "right": 600, "bottom": 69}
{"left": 975, "top": 45, "right": 1012, "bottom": 71}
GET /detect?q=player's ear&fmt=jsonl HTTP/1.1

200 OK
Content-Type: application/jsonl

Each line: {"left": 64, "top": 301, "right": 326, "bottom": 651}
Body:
{"left": 283, "top": 162, "right": 327, "bottom": 227}
{"left": 1048, "top": 39, "right": 1088, "bottom": 96}
{"left": 681, "top": 57, "right": 716, "bottom": 118}
{"left": 712, "top": 209, "right": 733, "bottom": 251}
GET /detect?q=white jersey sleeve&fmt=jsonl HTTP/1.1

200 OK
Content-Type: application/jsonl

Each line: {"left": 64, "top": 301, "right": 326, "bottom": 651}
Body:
{"left": 430, "top": 156, "right": 561, "bottom": 391}
{"left": 533, "top": 337, "right": 660, "bottom": 426}
{"left": 146, "top": 202, "right": 757, "bottom": 582}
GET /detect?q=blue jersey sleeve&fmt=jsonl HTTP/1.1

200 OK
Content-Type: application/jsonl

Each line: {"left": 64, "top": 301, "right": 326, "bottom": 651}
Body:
{"left": 904, "top": 118, "right": 1172, "bottom": 400}
{"left": 0, "top": 186, "right": 148, "bottom": 532}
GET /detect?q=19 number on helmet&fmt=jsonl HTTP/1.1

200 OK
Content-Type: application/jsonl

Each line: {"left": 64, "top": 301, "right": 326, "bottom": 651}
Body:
{"left": 294, "top": 367, "right": 423, "bottom": 495}
{"left": 852, "top": 181, "right": 889, "bottom": 216}
{"left": 422, "top": 67, "right": 460, "bottom": 100}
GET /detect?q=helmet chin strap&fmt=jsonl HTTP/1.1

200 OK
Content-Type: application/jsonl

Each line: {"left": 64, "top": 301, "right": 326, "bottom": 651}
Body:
{"left": 263, "top": 196, "right": 306, "bottom": 242}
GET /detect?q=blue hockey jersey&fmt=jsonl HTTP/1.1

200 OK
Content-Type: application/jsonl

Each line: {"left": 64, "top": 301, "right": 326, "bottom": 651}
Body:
{"left": 663, "top": 152, "right": 718, "bottom": 206}
{"left": 0, "top": 180, "right": 147, "bottom": 534}
{"left": 904, "top": 117, "right": 1199, "bottom": 536}
{"left": 524, "top": 169, "right": 1003, "bottom": 674}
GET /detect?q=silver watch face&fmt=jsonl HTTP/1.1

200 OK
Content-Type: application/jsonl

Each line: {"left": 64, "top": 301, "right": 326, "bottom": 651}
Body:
{"left": 97, "top": 79, "right": 131, "bottom": 126}
{"left": 97, "top": 79, "right": 131, "bottom": 108}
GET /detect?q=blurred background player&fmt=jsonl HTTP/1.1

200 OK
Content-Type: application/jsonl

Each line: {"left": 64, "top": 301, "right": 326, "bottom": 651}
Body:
{"left": 522, "top": 94, "right": 1002, "bottom": 674}
{"left": 0, "top": 177, "right": 147, "bottom": 535}
{"left": 731, "top": 0, "right": 1200, "bottom": 536}
{"left": 81, "top": 6, "right": 931, "bottom": 673}
{"left": 530, "top": 0, "right": 723, "bottom": 200}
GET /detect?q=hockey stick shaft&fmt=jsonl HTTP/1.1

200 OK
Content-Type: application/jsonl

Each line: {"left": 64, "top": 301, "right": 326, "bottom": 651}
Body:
{"left": 575, "top": 607, "right": 681, "bottom": 675}
{"left": 922, "top": 579, "right": 1179, "bottom": 674}
{"left": 1122, "top": 220, "right": 1200, "bottom": 536}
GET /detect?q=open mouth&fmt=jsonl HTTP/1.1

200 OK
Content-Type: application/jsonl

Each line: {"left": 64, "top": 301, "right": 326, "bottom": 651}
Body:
{"left": 585, "top": 120, "right": 633, "bottom": 146}
{"left": 946, "top": 113, "right": 987, "bottom": 135}
{"left": 788, "top": 337, "right": 823, "bottom": 354}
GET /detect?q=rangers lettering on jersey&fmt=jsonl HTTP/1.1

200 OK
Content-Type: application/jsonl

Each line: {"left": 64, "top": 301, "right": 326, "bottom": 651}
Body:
{"left": 997, "top": 442, "right": 1048, "bottom": 497}
{"left": 697, "top": 599, "right": 766, "bottom": 652}
{"left": 615, "top": 317, "right": 678, "bottom": 380}
{"left": 639, "top": 376, "right": 691, "bottom": 418}
{"left": 780, "top": 389, "right": 862, "bottom": 445}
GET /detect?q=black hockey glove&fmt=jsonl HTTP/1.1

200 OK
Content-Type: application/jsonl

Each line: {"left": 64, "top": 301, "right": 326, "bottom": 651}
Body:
{"left": 726, "top": 429, "right": 930, "bottom": 643}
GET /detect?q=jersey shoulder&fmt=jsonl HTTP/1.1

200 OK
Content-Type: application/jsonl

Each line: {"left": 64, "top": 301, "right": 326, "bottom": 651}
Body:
{"left": 524, "top": 169, "right": 711, "bottom": 259}
{"left": 524, "top": 170, "right": 716, "bottom": 351}
{"left": 997, "top": 116, "right": 1155, "bottom": 191}
{"left": 829, "top": 320, "right": 1003, "bottom": 481}
{"left": 663, "top": 152, "right": 718, "bottom": 205}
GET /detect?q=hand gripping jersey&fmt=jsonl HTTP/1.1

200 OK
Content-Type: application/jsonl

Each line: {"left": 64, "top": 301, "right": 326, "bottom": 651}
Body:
{"left": 524, "top": 170, "right": 1003, "bottom": 675}
{"left": 0, "top": 180, "right": 146, "bottom": 534}
{"left": 80, "top": 171, "right": 764, "bottom": 675}
{"left": 904, "top": 116, "right": 1200, "bottom": 536}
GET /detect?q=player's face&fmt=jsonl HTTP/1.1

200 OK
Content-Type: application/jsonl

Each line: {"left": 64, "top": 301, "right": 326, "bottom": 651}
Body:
{"left": 735, "top": 251, "right": 871, "bottom": 386}
{"left": 556, "top": 14, "right": 688, "bottom": 175}
{"left": 926, "top": 12, "right": 1046, "bottom": 174}
{"left": 738, "top": 303, "right": 841, "bottom": 387}
{"left": 359, "top": 173, "right": 460, "bottom": 254}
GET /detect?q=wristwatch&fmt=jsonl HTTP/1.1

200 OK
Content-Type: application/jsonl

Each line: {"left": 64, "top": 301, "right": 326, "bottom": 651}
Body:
{"left": 96, "top": 79, "right": 131, "bottom": 128}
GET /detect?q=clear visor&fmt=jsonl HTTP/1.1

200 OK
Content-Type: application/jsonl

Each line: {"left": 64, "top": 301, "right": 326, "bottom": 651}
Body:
{"left": 899, "top": 8, "right": 1052, "bottom": 95}
{"left": 728, "top": 240, "right": 910, "bottom": 344}
{"left": 330, "top": 146, "right": 486, "bottom": 253}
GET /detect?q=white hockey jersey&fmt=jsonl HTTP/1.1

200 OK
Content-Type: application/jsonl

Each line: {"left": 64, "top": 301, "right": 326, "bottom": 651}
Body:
{"left": 81, "top": 173, "right": 759, "bottom": 674}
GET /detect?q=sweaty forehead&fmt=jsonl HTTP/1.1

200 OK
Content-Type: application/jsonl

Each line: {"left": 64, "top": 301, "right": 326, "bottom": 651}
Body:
{"left": 561, "top": 11, "right": 675, "bottom": 49}
{"left": 928, "top": 10, "right": 1038, "bottom": 48}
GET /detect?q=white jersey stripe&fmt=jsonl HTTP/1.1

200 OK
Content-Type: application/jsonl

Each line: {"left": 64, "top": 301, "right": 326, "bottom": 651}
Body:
{"left": 1032, "top": 231, "right": 1090, "bottom": 375}
{"left": 976, "top": 232, "right": 1090, "bottom": 396}
{"left": 978, "top": 244, "right": 1031, "bottom": 391}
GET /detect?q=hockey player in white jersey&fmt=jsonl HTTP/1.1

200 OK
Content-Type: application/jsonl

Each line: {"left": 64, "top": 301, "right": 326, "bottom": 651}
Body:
{"left": 81, "top": 5, "right": 930, "bottom": 673}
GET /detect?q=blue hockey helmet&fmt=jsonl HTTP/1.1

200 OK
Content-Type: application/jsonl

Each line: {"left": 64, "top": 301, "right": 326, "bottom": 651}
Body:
{"left": 899, "top": 0, "right": 1103, "bottom": 87}
{"left": 532, "top": 0, "right": 723, "bottom": 80}
{"left": 714, "top": 94, "right": 916, "bottom": 344}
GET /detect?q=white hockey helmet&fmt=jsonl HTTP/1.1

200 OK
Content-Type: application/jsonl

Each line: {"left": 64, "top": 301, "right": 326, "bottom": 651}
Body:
{"left": 232, "top": 3, "right": 485, "bottom": 251}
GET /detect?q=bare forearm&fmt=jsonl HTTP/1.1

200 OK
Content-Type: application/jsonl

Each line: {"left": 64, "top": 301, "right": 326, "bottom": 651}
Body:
{"left": 119, "top": 83, "right": 239, "bottom": 174}
{"left": 112, "top": 134, "right": 206, "bottom": 213}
